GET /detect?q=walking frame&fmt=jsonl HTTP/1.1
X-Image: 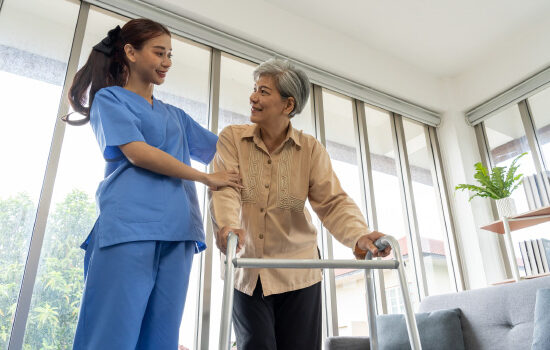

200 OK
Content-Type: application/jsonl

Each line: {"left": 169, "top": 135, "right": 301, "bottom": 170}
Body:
{"left": 219, "top": 232, "right": 422, "bottom": 350}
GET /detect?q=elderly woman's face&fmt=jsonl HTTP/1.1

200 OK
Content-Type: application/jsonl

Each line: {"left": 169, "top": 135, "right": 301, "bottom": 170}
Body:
{"left": 250, "top": 75, "right": 293, "bottom": 124}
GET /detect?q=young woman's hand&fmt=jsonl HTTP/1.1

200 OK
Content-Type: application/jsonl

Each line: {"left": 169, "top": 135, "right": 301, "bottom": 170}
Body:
{"left": 204, "top": 170, "right": 243, "bottom": 191}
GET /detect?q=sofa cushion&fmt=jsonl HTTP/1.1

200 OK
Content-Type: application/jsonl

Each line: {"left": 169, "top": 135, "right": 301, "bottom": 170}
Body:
{"left": 324, "top": 336, "right": 370, "bottom": 350}
{"left": 418, "top": 276, "right": 550, "bottom": 350}
{"left": 532, "top": 288, "right": 550, "bottom": 350}
{"left": 376, "top": 308, "right": 464, "bottom": 350}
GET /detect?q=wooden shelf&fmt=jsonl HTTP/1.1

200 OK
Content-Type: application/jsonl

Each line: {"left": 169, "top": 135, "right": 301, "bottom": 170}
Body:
{"left": 490, "top": 278, "right": 516, "bottom": 286}
{"left": 481, "top": 206, "right": 550, "bottom": 282}
{"left": 480, "top": 206, "right": 550, "bottom": 234}
{"left": 523, "top": 272, "right": 550, "bottom": 280}
{"left": 490, "top": 273, "right": 550, "bottom": 285}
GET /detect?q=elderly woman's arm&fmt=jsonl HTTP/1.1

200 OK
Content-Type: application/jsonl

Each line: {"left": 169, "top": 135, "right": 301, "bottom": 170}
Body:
{"left": 209, "top": 127, "right": 246, "bottom": 253}
{"left": 308, "top": 140, "right": 390, "bottom": 258}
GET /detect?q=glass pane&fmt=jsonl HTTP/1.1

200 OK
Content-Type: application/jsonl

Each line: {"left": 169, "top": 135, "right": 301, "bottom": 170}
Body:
{"left": 22, "top": 8, "right": 212, "bottom": 349}
{"left": 291, "top": 88, "right": 315, "bottom": 135}
{"left": 0, "top": 0, "right": 80, "bottom": 347}
{"left": 364, "top": 106, "right": 420, "bottom": 314}
{"left": 484, "top": 105, "right": 540, "bottom": 278}
{"left": 218, "top": 53, "right": 257, "bottom": 133}
{"left": 484, "top": 105, "right": 536, "bottom": 213}
{"left": 521, "top": 88, "right": 550, "bottom": 277}
{"left": 215, "top": 56, "right": 321, "bottom": 344}
{"left": 402, "top": 118, "right": 454, "bottom": 296}
{"left": 211, "top": 53, "right": 258, "bottom": 348}
{"left": 20, "top": 8, "right": 125, "bottom": 349}
{"left": 321, "top": 89, "right": 368, "bottom": 336}
{"left": 154, "top": 34, "right": 212, "bottom": 350}
{"left": 529, "top": 87, "right": 550, "bottom": 180}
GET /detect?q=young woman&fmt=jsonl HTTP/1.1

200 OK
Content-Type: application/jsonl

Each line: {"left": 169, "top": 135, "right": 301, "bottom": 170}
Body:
{"left": 65, "top": 19, "right": 241, "bottom": 349}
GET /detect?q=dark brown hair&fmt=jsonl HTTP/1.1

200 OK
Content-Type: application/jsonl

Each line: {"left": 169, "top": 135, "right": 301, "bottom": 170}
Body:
{"left": 65, "top": 18, "right": 170, "bottom": 125}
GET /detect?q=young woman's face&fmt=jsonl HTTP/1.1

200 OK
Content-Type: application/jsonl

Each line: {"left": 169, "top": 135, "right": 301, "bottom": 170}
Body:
{"left": 127, "top": 33, "right": 172, "bottom": 85}
{"left": 249, "top": 75, "right": 294, "bottom": 125}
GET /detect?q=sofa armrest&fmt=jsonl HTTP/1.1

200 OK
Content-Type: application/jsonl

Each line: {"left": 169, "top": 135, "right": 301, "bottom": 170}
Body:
{"left": 324, "top": 336, "right": 370, "bottom": 350}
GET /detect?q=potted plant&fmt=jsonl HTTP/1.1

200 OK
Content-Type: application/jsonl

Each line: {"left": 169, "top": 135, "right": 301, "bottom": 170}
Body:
{"left": 455, "top": 152, "right": 527, "bottom": 218}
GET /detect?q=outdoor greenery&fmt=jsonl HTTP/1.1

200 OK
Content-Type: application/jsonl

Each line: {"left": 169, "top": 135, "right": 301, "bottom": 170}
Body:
{"left": 455, "top": 152, "right": 527, "bottom": 201}
{"left": 0, "top": 190, "right": 95, "bottom": 349}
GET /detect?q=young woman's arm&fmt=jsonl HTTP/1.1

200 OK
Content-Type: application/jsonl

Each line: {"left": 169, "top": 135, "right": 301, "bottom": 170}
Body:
{"left": 119, "top": 141, "right": 241, "bottom": 190}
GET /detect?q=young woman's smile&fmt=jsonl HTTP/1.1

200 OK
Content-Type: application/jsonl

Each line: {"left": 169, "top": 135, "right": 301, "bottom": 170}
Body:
{"left": 128, "top": 33, "right": 173, "bottom": 85}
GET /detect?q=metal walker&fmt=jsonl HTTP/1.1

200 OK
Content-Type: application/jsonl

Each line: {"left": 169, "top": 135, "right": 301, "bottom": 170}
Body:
{"left": 218, "top": 232, "right": 422, "bottom": 350}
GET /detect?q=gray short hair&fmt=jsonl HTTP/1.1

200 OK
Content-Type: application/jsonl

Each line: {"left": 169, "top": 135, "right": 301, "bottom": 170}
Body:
{"left": 253, "top": 58, "right": 310, "bottom": 117}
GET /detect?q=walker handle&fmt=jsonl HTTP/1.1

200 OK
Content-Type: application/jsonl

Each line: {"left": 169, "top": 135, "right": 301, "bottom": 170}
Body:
{"left": 366, "top": 239, "right": 390, "bottom": 260}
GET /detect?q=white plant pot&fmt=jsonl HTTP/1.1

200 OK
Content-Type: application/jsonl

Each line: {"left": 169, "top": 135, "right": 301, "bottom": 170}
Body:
{"left": 495, "top": 197, "right": 517, "bottom": 218}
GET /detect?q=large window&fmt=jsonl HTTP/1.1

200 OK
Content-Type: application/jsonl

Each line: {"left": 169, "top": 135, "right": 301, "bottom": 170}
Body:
{"left": 218, "top": 53, "right": 257, "bottom": 133}
{"left": 153, "top": 32, "right": 212, "bottom": 350}
{"left": 529, "top": 87, "right": 550, "bottom": 185}
{"left": 211, "top": 53, "right": 258, "bottom": 348}
{"left": 0, "top": 0, "right": 80, "bottom": 347}
{"left": 484, "top": 106, "right": 536, "bottom": 213}
{"left": 321, "top": 89, "right": 370, "bottom": 336}
{"left": 2, "top": 1, "right": 457, "bottom": 347}
{"left": 402, "top": 119, "right": 453, "bottom": 295}
{"left": 479, "top": 88, "right": 550, "bottom": 279}
{"left": 12, "top": 5, "right": 213, "bottom": 348}
{"left": 524, "top": 88, "right": 550, "bottom": 277}
{"left": 20, "top": 8, "right": 126, "bottom": 348}
{"left": 364, "top": 107, "right": 420, "bottom": 314}
{"left": 483, "top": 105, "right": 545, "bottom": 278}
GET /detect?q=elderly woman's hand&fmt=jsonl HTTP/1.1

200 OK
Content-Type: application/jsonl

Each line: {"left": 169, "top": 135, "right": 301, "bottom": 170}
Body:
{"left": 353, "top": 231, "right": 392, "bottom": 259}
{"left": 216, "top": 226, "right": 246, "bottom": 254}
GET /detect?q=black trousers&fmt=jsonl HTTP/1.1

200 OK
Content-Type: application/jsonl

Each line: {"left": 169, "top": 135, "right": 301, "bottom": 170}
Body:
{"left": 232, "top": 279, "right": 322, "bottom": 350}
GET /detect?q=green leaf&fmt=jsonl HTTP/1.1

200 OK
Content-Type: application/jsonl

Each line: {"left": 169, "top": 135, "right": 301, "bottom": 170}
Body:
{"left": 455, "top": 152, "right": 527, "bottom": 202}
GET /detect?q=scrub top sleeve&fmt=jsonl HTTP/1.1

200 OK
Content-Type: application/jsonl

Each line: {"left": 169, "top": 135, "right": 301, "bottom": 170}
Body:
{"left": 90, "top": 89, "right": 146, "bottom": 160}
{"left": 181, "top": 110, "right": 218, "bottom": 164}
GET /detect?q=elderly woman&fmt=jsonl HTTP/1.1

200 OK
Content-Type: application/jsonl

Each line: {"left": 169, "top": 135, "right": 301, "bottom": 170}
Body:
{"left": 210, "top": 58, "right": 391, "bottom": 349}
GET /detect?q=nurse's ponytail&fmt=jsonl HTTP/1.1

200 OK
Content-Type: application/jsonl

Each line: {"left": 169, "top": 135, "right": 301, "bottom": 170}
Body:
{"left": 64, "top": 18, "right": 170, "bottom": 125}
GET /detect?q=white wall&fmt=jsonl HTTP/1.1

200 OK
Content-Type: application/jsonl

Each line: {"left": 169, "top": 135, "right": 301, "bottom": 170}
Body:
{"left": 452, "top": 17, "right": 550, "bottom": 112}
{"left": 150, "top": 0, "right": 447, "bottom": 111}
{"left": 437, "top": 80, "right": 507, "bottom": 288}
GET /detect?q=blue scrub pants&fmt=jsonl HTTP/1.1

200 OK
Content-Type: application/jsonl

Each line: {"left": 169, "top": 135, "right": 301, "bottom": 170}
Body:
{"left": 73, "top": 227, "right": 195, "bottom": 350}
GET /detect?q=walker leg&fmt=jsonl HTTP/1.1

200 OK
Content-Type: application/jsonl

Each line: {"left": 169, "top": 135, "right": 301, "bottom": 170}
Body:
{"left": 364, "top": 266, "right": 378, "bottom": 350}
{"left": 219, "top": 233, "right": 239, "bottom": 350}
{"left": 380, "top": 236, "right": 422, "bottom": 350}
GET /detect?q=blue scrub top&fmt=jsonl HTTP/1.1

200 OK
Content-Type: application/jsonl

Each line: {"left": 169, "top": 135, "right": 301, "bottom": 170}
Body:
{"left": 87, "top": 86, "right": 217, "bottom": 253}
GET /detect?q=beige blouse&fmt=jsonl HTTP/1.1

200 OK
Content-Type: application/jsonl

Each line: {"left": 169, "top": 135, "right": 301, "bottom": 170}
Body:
{"left": 209, "top": 123, "right": 371, "bottom": 296}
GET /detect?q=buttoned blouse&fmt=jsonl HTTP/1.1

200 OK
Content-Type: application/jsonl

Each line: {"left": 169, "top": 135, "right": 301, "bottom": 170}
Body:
{"left": 210, "top": 123, "right": 371, "bottom": 296}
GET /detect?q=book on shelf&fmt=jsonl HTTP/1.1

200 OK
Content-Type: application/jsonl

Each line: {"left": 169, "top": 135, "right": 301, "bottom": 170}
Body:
{"left": 523, "top": 175, "right": 543, "bottom": 210}
{"left": 519, "top": 241, "right": 532, "bottom": 275}
{"left": 532, "top": 239, "right": 545, "bottom": 274}
{"left": 526, "top": 240, "right": 539, "bottom": 275}
{"left": 537, "top": 239, "right": 550, "bottom": 273}
{"left": 520, "top": 238, "right": 550, "bottom": 276}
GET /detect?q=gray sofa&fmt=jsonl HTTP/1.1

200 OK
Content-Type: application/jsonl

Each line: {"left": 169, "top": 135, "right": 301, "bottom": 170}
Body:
{"left": 325, "top": 276, "right": 550, "bottom": 350}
